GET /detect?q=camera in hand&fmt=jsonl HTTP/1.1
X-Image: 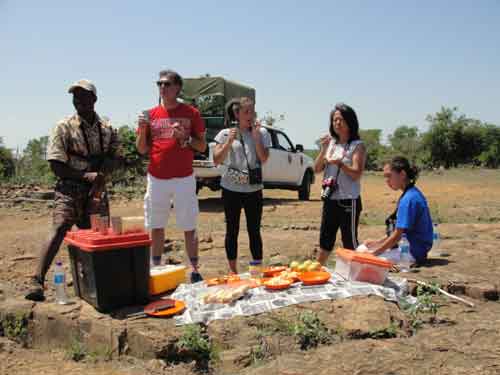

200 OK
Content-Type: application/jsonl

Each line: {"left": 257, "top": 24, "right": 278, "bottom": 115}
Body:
{"left": 321, "top": 177, "right": 337, "bottom": 201}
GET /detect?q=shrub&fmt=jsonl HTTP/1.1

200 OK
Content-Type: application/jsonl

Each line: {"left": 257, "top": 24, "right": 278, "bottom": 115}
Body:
{"left": 292, "top": 311, "right": 333, "bottom": 350}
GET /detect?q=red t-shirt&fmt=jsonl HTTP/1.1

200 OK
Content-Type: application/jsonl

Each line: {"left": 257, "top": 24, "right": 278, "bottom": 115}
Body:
{"left": 145, "top": 103, "right": 205, "bottom": 179}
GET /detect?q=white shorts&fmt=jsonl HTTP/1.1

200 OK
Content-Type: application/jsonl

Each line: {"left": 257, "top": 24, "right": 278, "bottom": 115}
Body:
{"left": 144, "top": 173, "right": 199, "bottom": 231}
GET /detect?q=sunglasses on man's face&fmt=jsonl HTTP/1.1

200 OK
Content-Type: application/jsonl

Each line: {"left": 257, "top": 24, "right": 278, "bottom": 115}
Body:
{"left": 156, "top": 80, "right": 175, "bottom": 88}
{"left": 239, "top": 108, "right": 254, "bottom": 115}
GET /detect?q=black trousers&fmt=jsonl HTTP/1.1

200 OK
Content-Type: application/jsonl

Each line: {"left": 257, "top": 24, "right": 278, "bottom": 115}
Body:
{"left": 222, "top": 188, "right": 263, "bottom": 261}
{"left": 319, "top": 197, "right": 362, "bottom": 252}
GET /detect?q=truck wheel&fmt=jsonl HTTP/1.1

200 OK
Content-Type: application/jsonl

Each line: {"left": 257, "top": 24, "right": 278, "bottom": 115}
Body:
{"left": 298, "top": 171, "right": 311, "bottom": 201}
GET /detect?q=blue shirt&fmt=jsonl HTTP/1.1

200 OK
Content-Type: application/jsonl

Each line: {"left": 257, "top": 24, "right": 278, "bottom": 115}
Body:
{"left": 396, "top": 186, "right": 433, "bottom": 263}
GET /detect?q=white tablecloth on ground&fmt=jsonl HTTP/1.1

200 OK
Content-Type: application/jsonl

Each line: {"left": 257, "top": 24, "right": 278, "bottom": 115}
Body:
{"left": 171, "top": 270, "right": 411, "bottom": 326}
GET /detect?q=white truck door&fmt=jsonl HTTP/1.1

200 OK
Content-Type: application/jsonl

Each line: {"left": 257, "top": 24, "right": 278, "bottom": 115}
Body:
{"left": 275, "top": 131, "right": 301, "bottom": 183}
{"left": 262, "top": 129, "right": 284, "bottom": 183}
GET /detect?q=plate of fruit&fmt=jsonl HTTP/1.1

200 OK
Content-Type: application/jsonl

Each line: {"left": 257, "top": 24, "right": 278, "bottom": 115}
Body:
{"left": 263, "top": 276, "right": 294, "bottom": 290}
{"left": 298, "top": 271, "right": 331, "bottom": 286}
{"left": 278, "top": 269, "right": 300, "bottom": 282}
{"left": 262, "top": 265, "right": 287, "bottom": 277}
{"left": 289, "top": 259, "right": 323, "bottom": 273}
{"left": 205, "top": 274, "right": 241, "bottom": 287}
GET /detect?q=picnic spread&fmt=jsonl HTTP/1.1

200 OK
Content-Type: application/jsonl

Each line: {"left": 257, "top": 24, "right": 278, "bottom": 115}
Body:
{"left": 171, "top": 270, "right": 410, "bottom": 326}
{"left": 63, "top": 227, "right": 414, "bottom": 322}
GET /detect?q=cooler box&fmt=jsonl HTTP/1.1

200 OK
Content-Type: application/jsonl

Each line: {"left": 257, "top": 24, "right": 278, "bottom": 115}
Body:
{"left": 64, "top": 229, "right": 151, "bottom": 312}
{"left": 334, "top": 248, "right": 392, "bottom": 285}
{"left": 149, "top": 265, "right": 187, "bottom": 295}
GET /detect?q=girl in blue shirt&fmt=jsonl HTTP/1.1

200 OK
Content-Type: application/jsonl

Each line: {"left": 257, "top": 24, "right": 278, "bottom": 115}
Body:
{"left": 363, "top": 156, "right": 433, "bottom": 265}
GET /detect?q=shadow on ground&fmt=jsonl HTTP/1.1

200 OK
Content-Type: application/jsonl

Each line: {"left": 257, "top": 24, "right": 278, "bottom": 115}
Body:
{"left": 419, "top": 258, "right": 451, "bottom": 268}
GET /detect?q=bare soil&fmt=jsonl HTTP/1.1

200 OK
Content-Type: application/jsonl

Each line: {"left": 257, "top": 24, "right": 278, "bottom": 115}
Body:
{"left": 1, "top": 168, "right": 500, "bottom": 374}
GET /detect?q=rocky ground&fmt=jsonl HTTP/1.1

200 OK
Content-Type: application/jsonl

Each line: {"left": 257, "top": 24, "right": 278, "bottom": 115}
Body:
{"left": 1, "top": 169, "right": 500, "bottom": 374}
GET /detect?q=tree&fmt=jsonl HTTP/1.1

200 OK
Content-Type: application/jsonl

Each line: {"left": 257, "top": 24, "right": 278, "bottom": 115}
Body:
{"left": 111, "top": 125, "right": 147, "bottom": 184}
{"left": 259, "top": 111, "right": 285, "bottom": 127}
{"left": 359, "top": 129, "right": 388, "bottom": 170}
{"left": 388, "top": 125, "right": 422, "bottom": 164}
{"left": 0, "top": 137, "right": 15, "bottom": 179}
{"left": 422, "top": 107, "right": 499, "bottom": 168}
{"left": 18, "top": 136, "right": 52, "bottom": 180}
{"left": 476, "top": 124, "right": 500, "bottom": 168}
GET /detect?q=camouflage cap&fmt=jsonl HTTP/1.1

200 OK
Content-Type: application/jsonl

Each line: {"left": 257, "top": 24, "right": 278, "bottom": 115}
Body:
{"left": 68, "top": 79, "right": 97, "bottom": 96}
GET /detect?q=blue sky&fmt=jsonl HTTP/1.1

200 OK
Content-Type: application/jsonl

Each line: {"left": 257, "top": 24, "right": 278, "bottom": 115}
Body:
{"left": 1, "top": 1, "right": 499, "bottom": 151}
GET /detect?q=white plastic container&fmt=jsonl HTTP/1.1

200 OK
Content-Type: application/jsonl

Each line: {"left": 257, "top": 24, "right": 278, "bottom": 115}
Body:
{"left": 335, "top": 248, "right": 393, "bottom": 285}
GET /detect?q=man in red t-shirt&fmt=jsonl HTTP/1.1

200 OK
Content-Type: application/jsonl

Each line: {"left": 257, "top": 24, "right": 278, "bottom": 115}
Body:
{"left": 136, "top": 70, "right": 207, "bottom": 282}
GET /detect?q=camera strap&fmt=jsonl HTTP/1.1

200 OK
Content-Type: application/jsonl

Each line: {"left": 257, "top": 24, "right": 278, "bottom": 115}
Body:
{"left": 239, "top": 131, "right": 260, "bottom": 171}
{"left": 324, "top": 141, "right": 348, "bottom": 181}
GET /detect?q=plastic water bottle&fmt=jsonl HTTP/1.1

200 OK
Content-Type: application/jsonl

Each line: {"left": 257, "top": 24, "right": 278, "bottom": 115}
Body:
{"left": 398, "top": 234, "right": 411, "bottom": 273}
{"left": 432, "top": 223, "right": 441, "bottom": 253}
{"left": 54, "top": 261, "right": 68, "bottom": 304}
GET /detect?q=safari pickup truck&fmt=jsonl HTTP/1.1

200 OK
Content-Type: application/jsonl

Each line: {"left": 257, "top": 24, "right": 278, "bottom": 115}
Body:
{"left": 181, "top": 76, "right": 315, "bottom": 200}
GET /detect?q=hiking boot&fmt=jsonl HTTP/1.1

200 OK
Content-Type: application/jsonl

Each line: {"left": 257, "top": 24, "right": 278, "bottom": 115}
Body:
{"left": 25, "top": 276, "right": 45, "bottom": 302}
{"left": 190, "top": 271, "right": 203, "bottom": 284}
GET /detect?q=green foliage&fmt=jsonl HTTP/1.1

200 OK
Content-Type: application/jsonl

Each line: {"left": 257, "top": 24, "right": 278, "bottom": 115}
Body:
{"left": 2, "top": 125, "right": 148, "bottom": 187}
{"left": 5, "top": 105, "right": 500, "bottom": 187}
{"left": 20, "top": 136, "right": 52, "bottom": 178}
{"left": 422, "top": 107, "right": 463, "bottom": 168}
{"left": 7, "top": 135, "right": 55, "bottom": 185}
{"left": 402, "top": 282, "right": 440, "bottom": 334}
{"left": 249, "top": 332, "right": 274, "bottom": 366}
{"left": 360, "top": 107, "right": 500, "bottom": 170}
{"left": 111, "top": 125, "right": 147, "bottom": 186}
{"left": 422, "top": 107, "right": 500, "bottom": 168}
{"left": 366, "top": 322, "right": 398, "bottom": 339}
{"left": 66, "top": 337, "right": 87, "bottom": 362}
{"left": 249, "top": 312, "right": 334, "bottom": 366}
{"left": 1, "top": 312, "right": 29, "bottom": 344}
{"left": 476, "top": 124, "right": 500, "bottom": 168}
{"left": 66, "top": 339, "right": 113, "bottom": 363}
{"left": 292, "top": 311, "right": 333, "bottom": 350}
{"left": 261, "top": 314, "right": 294, "bottom": 336}
{"left": 0, "top": 137, "right": 15, "bottom": 179}
{"left": 88, "top": 344, "right": 114, "bottom": 362}
{"left": 177, "top": 324, "right": 219, "bottom": 363}
{"left": 388, "top": 125, "right": 423, "bottom": 165}
{"left": 359, "top": 129, "right": 389, "bottom": 170}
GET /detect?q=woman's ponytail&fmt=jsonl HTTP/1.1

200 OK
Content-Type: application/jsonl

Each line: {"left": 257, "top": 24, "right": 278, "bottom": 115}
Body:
{"left": 390, "top": 156, "right": 419, "bottom": 186}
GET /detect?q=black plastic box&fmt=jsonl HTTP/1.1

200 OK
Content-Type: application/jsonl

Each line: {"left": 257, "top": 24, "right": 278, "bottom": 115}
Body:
{"left": 65, "top": 229, "right": 151, "bottom": 312}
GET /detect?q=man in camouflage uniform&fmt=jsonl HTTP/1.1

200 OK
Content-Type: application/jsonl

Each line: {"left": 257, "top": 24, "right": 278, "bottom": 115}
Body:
{"left": 26, "top": 79, "right": 120, "bottom": 301}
